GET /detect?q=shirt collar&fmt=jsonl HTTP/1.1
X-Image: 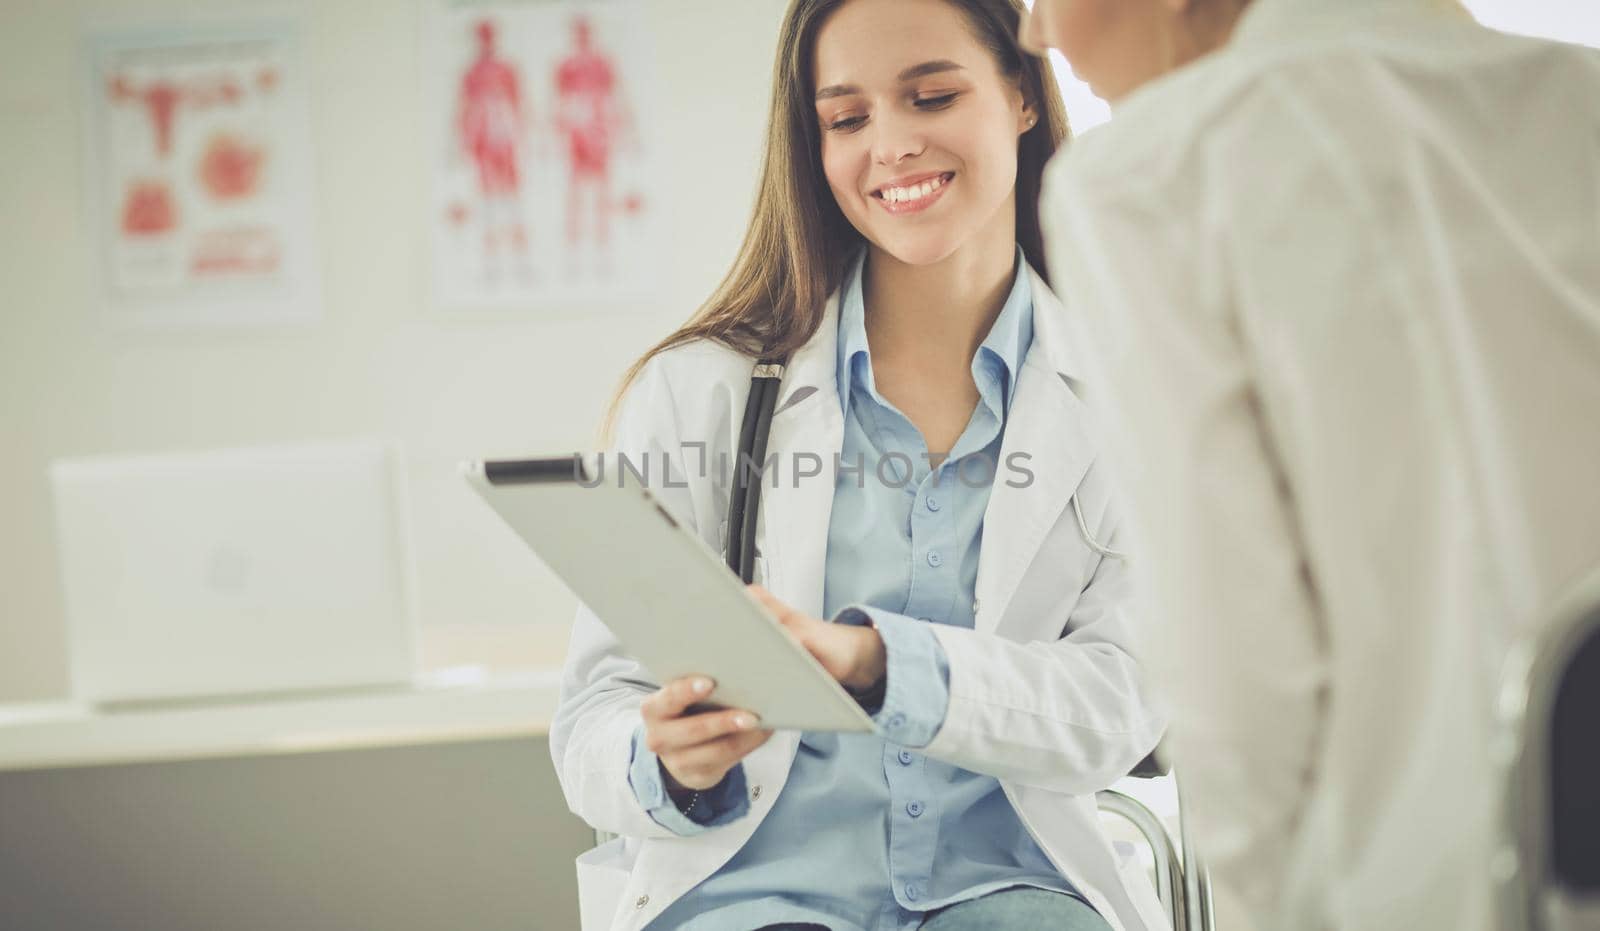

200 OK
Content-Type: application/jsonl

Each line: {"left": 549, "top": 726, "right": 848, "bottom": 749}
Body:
{"left": 976, "top": 248, "right": 1034, "bottom": 416}
{"left": 835, "top": 248, "right": 872, "bottom": 417}
{"left": 835, "top": 246, "right": 1034, "bottom": 420}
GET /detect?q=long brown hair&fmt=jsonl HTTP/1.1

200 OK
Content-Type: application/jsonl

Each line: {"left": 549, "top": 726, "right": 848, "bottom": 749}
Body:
{"left": 603, "top": 0, "right": 1069, "bottom": 439}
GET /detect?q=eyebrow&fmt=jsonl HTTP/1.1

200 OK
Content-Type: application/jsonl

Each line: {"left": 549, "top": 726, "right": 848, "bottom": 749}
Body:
{"left": 814, "top": 60, "right": 967, "bottom": 101}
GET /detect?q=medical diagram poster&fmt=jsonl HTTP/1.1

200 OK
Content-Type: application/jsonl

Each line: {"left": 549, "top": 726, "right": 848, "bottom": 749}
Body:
{"left": 428, "top": 0, "right": 661, "bottom": 308}
{"left": 83, "top": 21, "right": 319, "bottom": 327}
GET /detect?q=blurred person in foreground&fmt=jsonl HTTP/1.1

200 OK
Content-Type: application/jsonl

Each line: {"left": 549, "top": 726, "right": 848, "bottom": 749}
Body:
{"left": 1023, "top": 1, "right": 1600, "bottom": 929}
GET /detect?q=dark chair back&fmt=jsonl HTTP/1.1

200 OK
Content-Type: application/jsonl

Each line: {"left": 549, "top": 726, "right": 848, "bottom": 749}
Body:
{"left": 1550, "top": 598, "right": 1600, "bottom": 895}
{"left": 1500, "top": 567, "right": 1600, "bottom": 931}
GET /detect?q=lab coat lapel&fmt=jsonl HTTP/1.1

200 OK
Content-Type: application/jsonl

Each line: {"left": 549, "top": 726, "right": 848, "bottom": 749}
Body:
{"left": 975, "top": 272, "right": 1094, "bottom": 634}
{"left": 757, "top": 294, "right": 844, "bottom": 621}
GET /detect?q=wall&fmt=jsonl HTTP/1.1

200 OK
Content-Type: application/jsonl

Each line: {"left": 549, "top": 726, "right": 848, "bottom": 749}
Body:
{"left": 5, "top": 0, "right": 1595, "bottom": 705}
{"left": 0, "top": 0, "right": 786, "bottom": 702}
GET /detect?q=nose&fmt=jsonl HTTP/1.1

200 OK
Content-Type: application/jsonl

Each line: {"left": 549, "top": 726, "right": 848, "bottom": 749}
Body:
{"left": 869, "top": 106, "right": 926, "bottom": 166}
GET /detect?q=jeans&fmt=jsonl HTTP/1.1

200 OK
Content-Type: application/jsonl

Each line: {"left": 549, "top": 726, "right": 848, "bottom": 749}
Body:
{"left": 918, "top": 888, "right": 1109, "bottom": 930}
{"left": 756, "top": 886, "right": 1111, "bottom": 931}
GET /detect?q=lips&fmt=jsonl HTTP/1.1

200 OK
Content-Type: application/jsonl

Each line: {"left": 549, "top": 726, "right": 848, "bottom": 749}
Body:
{"left": 871, "top": 171, "right": 955, "bottom": 216}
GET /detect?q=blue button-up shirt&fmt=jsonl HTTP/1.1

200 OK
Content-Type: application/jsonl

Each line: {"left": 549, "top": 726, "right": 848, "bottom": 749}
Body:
{"left": 629, "top": 249, "right": 1083, "bottom": 930}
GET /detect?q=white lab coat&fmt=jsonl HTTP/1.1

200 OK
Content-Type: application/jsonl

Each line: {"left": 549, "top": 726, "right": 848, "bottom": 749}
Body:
{"left": 550, "top": 269, "right": 1170, "bottom": 931}
{"left": 1039, "top": 1, "right": 1600, "bottom": 929}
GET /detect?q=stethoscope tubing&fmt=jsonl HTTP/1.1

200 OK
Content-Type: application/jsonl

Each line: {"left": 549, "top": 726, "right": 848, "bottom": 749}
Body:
{"left": 728, "top": 361, "right": 785, "bottom": 583}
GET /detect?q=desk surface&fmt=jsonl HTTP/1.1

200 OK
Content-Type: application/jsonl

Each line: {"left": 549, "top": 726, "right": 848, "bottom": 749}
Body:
{"left": 0, "top": 667, "right": 561, "bottom": 772}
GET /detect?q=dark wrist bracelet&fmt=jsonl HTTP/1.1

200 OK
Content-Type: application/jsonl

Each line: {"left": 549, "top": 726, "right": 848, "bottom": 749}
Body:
{"left": 663, "top": 767, "right": 706, "bottom": 816}
{"left": 674, "top": 788, "right": 702, "bottom": 815}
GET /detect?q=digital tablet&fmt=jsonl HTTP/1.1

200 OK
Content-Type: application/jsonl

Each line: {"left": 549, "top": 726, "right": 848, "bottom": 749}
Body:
{"left": 461, "top": 455, "right": 875, "bottom": 733}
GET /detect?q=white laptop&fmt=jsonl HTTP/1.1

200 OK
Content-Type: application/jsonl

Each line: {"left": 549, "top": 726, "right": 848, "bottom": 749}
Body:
{"left": 49, "top": 441, "right": 420, "bottom": 707}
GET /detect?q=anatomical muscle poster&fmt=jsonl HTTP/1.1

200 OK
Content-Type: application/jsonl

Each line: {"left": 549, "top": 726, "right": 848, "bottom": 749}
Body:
{"left": 84, "top": 21, "right": 319, "bottom": 327}
{"left": 429, "top": 0, "right": 660, "bottom": 308}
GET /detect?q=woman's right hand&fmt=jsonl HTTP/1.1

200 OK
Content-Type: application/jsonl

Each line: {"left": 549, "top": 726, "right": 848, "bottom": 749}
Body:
{"left": 641, "top": 676, "right": 772, "bottom": 792}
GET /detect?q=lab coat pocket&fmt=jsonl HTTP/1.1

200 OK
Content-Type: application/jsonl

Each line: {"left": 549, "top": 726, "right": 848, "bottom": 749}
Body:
{"left": 576, "top": 837, "right": 632, "bottom": 930}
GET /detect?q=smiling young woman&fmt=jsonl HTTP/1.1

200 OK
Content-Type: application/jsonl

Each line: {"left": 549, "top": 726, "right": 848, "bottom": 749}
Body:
{"left": 604, "top": 0, "right": 1067, "bottom": 423}
{"left": 556, "top": 3, "right": 1167, "bottom": 930}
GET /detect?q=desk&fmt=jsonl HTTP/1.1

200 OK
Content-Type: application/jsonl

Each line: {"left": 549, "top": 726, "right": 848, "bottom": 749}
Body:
{"left": 0, "top": 670, "right": 592, "bottom": 931}
{"left": 0, "top": 667, "right": 561, "bottom": 772}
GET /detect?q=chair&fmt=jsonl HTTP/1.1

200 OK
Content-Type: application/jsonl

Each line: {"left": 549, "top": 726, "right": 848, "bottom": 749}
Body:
{"left": 1496, "top": 566, "right": 1600, "bottom": 931}
{"left": 1096, "top": 761, "right": 1215, "bottom": 931}
{"left": 591, "top": 753, "right": 1214, "bottom": 931}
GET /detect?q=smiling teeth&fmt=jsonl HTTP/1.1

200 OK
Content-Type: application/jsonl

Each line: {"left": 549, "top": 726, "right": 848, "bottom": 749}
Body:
{"left": 882, "top": 175, "right": 947, "bottom": 204}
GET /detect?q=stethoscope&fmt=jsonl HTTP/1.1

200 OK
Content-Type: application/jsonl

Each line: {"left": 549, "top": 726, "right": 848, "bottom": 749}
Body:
{"left": 726, "top": 359, "right": 787, "bottom": 582}
{"left": 724, "top": 359, "right": 1128, "bottom": 584}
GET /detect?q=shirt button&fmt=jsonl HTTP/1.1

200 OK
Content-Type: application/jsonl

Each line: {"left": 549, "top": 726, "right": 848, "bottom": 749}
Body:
{"left": 634, "top": 894, "right": 650, "bottom": 909}
{"left": 925, "top": 496, "right": 941, "bottom": 512}
{"left": 926, "top": 551, "right": 942, "bottom": 568}
{"left": 899, "top": 750, "right": 914, "bottom": 765}
{"left": 751, "top": 785, "right": 762, "bottom": 801}
{"left": 888, "top": 712, "right": 907, "bottom": 729}
{"left": 905, "top": 883, "right": 921, "bottom": 902}
{"left": 907, "top": 800, "right": 925, "bottom": 818}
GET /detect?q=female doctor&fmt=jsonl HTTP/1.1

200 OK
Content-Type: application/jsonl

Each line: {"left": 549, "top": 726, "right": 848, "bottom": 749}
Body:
{"left": 550, "top": 2, "right": 1166, "bottom": 929}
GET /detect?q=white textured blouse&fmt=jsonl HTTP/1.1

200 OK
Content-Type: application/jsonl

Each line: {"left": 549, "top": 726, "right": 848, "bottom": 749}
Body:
{"left": 1041, "top": 2, "right": 1600, "bottom": 929}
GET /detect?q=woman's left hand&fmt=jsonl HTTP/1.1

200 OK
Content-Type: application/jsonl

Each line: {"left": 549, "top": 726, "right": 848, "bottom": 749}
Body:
{"left": 748, "top": 584, "right": 886, "bottom": 693}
